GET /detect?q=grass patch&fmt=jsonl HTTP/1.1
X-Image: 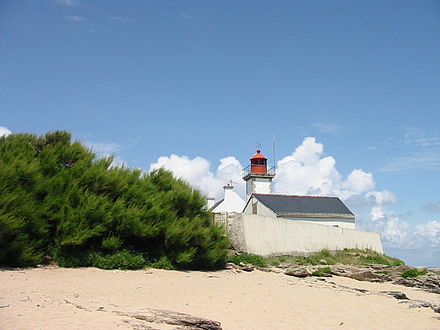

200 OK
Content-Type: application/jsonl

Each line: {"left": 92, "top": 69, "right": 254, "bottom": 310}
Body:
{"left": 88, "top": 250, "right": 146, "bottom": 270}
{"left": 228, "top": 254, "right": 267, "bottom": 267}
{"left": 312, "top": 267, "right": 332, "bottom": 276}
{"left": 228, "top": 249, "right": 404, "bottom": 268}
{"left": 401, "top": 268, "right": 428, "bottom": 278}
{"left": 376, "top": 270, "right": 390, "bottom": 275}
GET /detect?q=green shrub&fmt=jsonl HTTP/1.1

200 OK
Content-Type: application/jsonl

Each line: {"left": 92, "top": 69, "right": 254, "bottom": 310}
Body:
{"left": 401, "top": 268, "right": 428, "bottom": 278}
{"left": 88, "top": 250, "right": 146, "bottom": 270}
{"left": 0, "top": 131, "right": 229, "bottom": 270}
{"left": 240, "top": 249, "right": 405, "bottom": 269}
{"left": 312, "top": 267, "right": 332, "bottom": 276}
{"left": 149, "top": 256, "right": 175, "bottom": 270}
{"left": 228, "top": 254, "right": 267, "bottom": 267}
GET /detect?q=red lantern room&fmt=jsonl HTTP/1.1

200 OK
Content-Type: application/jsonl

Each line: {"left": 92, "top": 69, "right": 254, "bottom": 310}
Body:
{"left": 243, "top": 148, "right": 276, "bottom": 200}
{"left": 250, "top": 149, "right": 267, "bottom": 174}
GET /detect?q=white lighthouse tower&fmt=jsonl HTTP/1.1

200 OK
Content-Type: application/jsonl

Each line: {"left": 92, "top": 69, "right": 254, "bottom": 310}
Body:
{"left": 242, "top": 149, "right": 276, "bottom": 201}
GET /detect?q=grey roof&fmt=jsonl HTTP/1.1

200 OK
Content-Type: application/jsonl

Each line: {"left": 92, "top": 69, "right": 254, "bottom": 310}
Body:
{"left": 209, "top": 198, "right": 224, "bottom": 212}
{"left": 253, "top": 194, "right": 354, "bottom": 215}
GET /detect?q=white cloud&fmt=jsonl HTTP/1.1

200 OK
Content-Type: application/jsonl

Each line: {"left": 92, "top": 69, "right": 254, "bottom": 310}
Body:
{"left": 65, "top": 16, "right": 84, "bottom": 22}
{"left": 84, "top": 142, "right": 120, "bottom": 154}
{"left": 0, "top": 126, "right": 12, "bottom": 137}
{"left": 180, "top": 14, "right": 196, "bottom": 22}
{"left": 404, "top": 127, "right": 440, "bottom": 147}
{"left": 274, "top": 137, "right": 341, "bottom": 196}
{"left": 149, "top": 155, "right": 244, "bottom": 199}
{"left": 365, "top": 190, "right": 397, "bottom": 206}
{"left": 415, "top": 221, "right": 440, "bottom": 248}
{"left": 342, "top": 169, "right": 375, "bottom": 195}
{"left": 274, "top": 137, "right": 375, "bottom": 200}
{"left": 55, "top": 0, "right": 78, "bottom": 6}
{"left": 423, "top": 202, "right": 440, "bottom": 213}
{"left": 311, "top": 123, "right": 342, "bottom": 134}
{"left": 370, "top": 206, "right": 385, "bottom": 221}
{"left": 382, "top": 127, "right": 440, "bottom": 172}
{"left": 382, "top": 151, "right": 440, "bottom": 172}
{"left": 83, "top": 141, "right": 126, "bottom": 168}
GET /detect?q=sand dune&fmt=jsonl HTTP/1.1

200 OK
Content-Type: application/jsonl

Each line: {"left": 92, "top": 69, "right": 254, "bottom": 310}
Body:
{"left": 1, "top": 266, "right": 439, "bottom": 329}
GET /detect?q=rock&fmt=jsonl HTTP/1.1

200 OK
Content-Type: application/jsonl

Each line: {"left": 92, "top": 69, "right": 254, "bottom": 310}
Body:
{"left": 432, "top": 304, "right": 440, "bottom": 313}
{"left": 400, "top": 301, "right": 431, "bottom": 308}
{"left": 256, "top": 266, "right": 271, "bottom": 272}
{"left": 115, "top": 308, "right": 222, "bottom": 329}
{"left": 428, "top": 267, "right": 440, "bottom": 274}
{"left": 238, "top": 263, "right": 254, "bottom": 272}
{"left": 393, "top": 265, "right": 413, "bottom": 271}
{"left": 276, "top": 263, "right": 293, "bottom": 269}
{"left": 349, "top": 271, "right": 383, "bottom": 282}
{"left": 284, "top": 268, "right": 310, "bottom": 277}
{"left": 268, "top": 267, "right": 284, "bottom": 274}
{"left": 318, "top": 259, "right": 328, "bottom": 265}
{"left": 379, "top": 291, "right": 409, "bottom": 300}
{"left": 0, "top": 304, "right": 10, "bottom": 308}
{"left": 225, "top": 263, "right": 239, "bottom": 270}
{"left": 368, "top": 264, "right": 390, "bottom": 270}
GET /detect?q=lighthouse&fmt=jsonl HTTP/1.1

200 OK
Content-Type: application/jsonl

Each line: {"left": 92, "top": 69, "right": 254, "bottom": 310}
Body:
{"left": 242, "top": 149, "right": 276, "bottom": 200}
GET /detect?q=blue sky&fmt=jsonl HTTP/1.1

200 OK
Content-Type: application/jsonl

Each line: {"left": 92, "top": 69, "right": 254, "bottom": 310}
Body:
{"left": 1, "top": 0, "right": 439, "bottom": 266}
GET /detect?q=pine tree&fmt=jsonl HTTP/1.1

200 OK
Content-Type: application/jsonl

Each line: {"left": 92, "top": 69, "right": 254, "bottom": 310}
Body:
{"left": 0, "top": 131, "right": 229, "bottom": 269}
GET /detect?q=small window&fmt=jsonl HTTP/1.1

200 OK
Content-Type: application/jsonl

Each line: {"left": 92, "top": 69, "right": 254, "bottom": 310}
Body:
{"left": 252, "top": 202, "right": 257, "bottom": 214}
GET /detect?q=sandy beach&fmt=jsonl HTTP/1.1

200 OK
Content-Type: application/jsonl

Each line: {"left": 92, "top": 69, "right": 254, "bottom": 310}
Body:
{"left": 1, "top": 266, "right": 439, "bottom": 329}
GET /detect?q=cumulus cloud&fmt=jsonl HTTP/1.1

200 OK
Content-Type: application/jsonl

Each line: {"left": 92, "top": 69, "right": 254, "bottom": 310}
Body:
{"left": 423, "top": 202, "right": 440, "bottom": 213}
{"left": 149, "top": 155, "right": 244, "bottom": 199}
{"left": 0, "top": 126, "right": 12, "bottom": 137}
{"left": 342, "top": 169, "right": 375, "bottom": 195}
{"left": 365, "top": 190, "right": 397, "bottom": 206}
{"left": 415, "top": 221, "right": 440, "bottom": 248}
{"left": 65, "top": 16, "right": 84, "bottom": 22}
{"left": 274, "top": 137, "right": 375, "bottom": 200}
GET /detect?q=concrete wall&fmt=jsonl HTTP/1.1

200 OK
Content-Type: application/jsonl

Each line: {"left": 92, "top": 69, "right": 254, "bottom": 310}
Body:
{"left": 228, "top": 213, "right": 383, "bottom": 256}
{"left": 282, "top": 216, "right": 355, "bottom": 229}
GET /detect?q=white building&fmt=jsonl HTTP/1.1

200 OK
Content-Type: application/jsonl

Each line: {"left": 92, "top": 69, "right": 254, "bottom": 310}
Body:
{"left": 243, "top": 194, "right": 355, "bottom": 229}
{"left": 210, "top": 184, "right": 245, "bottom": 214}
{"left": 241, "top": 149, "right": 355, "bottom": 229}
{"left": 208, "top": 148, "right": 381, "bottom": 255}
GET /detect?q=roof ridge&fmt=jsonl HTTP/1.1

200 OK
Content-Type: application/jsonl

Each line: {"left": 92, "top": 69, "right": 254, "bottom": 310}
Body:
{"left": 253, "top": 193, "right": 339, "bottom": 199}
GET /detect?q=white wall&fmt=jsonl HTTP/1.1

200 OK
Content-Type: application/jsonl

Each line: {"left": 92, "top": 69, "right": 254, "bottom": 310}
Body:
{"left": 282, "top": 216, "right": 355, "bottom": 229}
{"left": 245, "top": 177, "right": 272, "bottom": 200}
{"left": 228, "top": 213, "right": 383, "bottom": 256}
{"left": 212, "top": 186, "right": 246, "bottom": 213}
{"left": 243, "top": 196, "right": 276, "bottom": 217}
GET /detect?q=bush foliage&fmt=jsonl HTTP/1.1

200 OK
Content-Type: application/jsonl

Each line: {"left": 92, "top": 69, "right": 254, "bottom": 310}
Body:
{"left": 0, "top": 131, "right": 229, "bottom": 269}
{"left": 230, "top": 249, "right": 405, "bottom": 267}
{"left": 401, "top": 268, "right": 428, "bottom": 278}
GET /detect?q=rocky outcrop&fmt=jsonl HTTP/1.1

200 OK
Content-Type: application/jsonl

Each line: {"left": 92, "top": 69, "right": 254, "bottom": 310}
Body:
{"left": 280, "top": 264, "right": 440, "bottom": 294}
{"left": 115, "top": 309, "right": 222, "bottom": 330}
{"left": 64, "top": 300, "right": 222, "bottom": 329}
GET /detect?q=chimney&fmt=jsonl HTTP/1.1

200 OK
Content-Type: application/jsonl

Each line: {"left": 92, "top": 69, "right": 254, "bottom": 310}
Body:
{"left": 206, "top": 197, "right": 215, "bottom": 210}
